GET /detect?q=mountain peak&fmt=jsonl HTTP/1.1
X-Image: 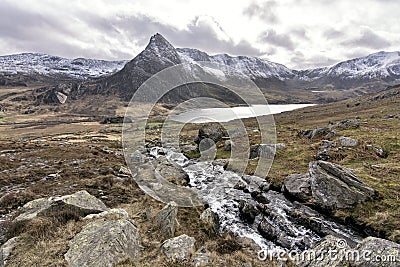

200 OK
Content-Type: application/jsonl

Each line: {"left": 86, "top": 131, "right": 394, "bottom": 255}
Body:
{"left": 147, "top": 33, "right": 175, "bottom": 51}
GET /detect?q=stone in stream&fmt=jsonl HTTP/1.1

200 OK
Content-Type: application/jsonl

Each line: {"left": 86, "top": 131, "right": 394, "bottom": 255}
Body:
{"left": 65, "top": 219, "right": 141, "bottom": 267}
{"left": 282, "top": 173, "right": 312, "bottom": 202}
{"left": 14, "top": 190, "right": 108, "bottom": 222}
{"left": 161, "top": 234, "right": 196, "bottom": 260}
{"left": 153, "top": 202, "right": 179, "bottom": 238}
{"left": 154, "top": 156, "right": 189, "bottom": 186}
{"left": 238, "top": 200, "right": 260, "bottom": 224}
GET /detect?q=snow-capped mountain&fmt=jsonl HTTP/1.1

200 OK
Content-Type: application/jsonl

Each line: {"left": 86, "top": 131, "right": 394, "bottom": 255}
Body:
{"left": 0, "top": 53, "right": 128, "bottom": 79}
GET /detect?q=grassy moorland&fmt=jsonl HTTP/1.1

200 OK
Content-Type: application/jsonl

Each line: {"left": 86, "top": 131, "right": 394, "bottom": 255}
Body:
{"left": 0, "top": 84, "right": 398, "bottom": 266}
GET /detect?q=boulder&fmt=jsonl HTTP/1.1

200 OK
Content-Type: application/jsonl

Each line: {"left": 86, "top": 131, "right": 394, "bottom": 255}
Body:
{"left": 309, "top": 161, "right": 376, "bottom": 212}
{"left": 195, "top": 124, "right": 226, "bottom": 144}
{"left": 330, "top": 119, "right": 360, "bottom": 130}
{"left": 241, "top": 175, "right": 270, "bottom": 196}
{"left": 339, "top": 136, "right": 359, "bottom": 147}
{"left": 315, "top": 149, "right": 331, "bottom": 161}
{"left": 352, "top": 237, "right": 400, "bottom": 267}
{"left": 153, "top": 202, "right": 179, "bottom": 238}
{"left": 161, "top": 234, "right": 196, "bottom": 260}
{"left": 249, "top": 144, "right": 285, "bottom": 159}
{"left": 283, "top": 174, "right": 312, "bottom": 202}
{"left": 64, "top": 219, "right": 141, "bottom": 267}
{"left": 15, "top": 190, "right": 107, "bottom": 222}
{"left": 298, "top": 127, "right": 335, "bottom": 140}
{"left": 154, "top": 156, "right": 189, "bottom": 186}
{"left": 366, "top": 145, "right": 387, "bottom": 158}
{"left": 0, "top": 237, "right": 20, "bottom": 267}
{"left": 200, "top": 208, "right": 220, "bottom": 233}
{"left": 224, "top": 140, "right": 232, "bottom": 151}
{"left": 238, "top": 200, "right": 260, "bottom": 224}
{"left": 258, "top": 218, "right": 278, "bottom": 242}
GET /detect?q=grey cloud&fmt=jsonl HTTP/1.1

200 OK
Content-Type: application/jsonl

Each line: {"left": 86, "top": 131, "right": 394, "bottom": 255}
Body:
{"left": 323, "top": 28, "right": 345, "bottom": 39}
{"left": 243, "top": 1, "right": 278, "bottom": 23}
{"left": 290, "top": 28, "right": 309, "bottom": 40}
{"left": 340, "top": 28, "right": 390, "bottom": 49}
{"left": 290, "top": 52, "right": 338, "bottom": 69}
{"left": 258, "top": 30, "right": 295, "bottom": 50}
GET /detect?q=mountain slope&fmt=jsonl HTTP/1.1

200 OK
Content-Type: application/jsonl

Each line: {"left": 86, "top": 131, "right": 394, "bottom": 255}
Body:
{"left": 0, "top": 53, "right": 128, "bottom": 79}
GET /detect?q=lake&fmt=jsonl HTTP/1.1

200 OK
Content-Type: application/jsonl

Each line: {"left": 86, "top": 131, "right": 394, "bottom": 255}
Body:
{"left": 170, "top": 104, "right": 315, "bottom": 123}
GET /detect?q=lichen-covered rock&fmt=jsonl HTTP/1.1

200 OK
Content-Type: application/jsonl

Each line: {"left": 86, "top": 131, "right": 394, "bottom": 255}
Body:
{"left": 154, "top": 156, "right": 189, "bottom": 186}
{"left": 65, "top": 219, "right": 141, "bottom": 267}
{"left": 310, "top": 161, "right": 376, "bottom": 212}
{"left": 15, "top": 190, "right": 107, "bottom": 222}
{"left": 200, "top": 208, "right": 220, "bottom": 233}
{"left": 192, "top": 247, "right": 211, "bottom": 267}
{"left": 339, "top": 136, "right": 359, "bottom": 147}
{"left": 153, "top": 202, "right": 178, "bottom": 238}
{"left": 161, "top": 234, "right": 196, "bottom": 260}
{"left": 283, "top": 173, "right": 312, "bottom": 202}
{"left": 0, "top": 237, "right": 20, "bottom": 267}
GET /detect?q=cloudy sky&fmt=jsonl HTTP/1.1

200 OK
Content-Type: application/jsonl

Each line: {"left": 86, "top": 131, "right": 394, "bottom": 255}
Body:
{"left": 0, "top": 0, "right": 399, "bottom": 69}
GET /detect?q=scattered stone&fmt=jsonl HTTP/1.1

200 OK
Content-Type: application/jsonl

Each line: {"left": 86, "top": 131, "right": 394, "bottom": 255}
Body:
{"left": 100, "top": 116, "right": 132, "bottom": 124}
{"left": 249, "top": 144, "right": 285, "bottom": 159}
{"left": 65, "top": 219, "right": 141, "bottom": 267}
{"left": 315, "top": 149, "right": 331, "bottom": 161}
{"left": 192, "top": 247, "right": 211, "bottom": 267}
{"left": 321, "top": 140, "right": 336, "bottom": 149}
{"left": 241, "top": 175, "right": 270, "bottom": 196}
{"left": 84, "top": 208, "right": 129, "bottom": 220}
{"left": 118, "top": 166, "right": 131, "bottom": 176}
{"left": 195, "top": 124, "right": 227, "bottom": 144}
{"left": 200, "top": 208, "right": 220, "bottom": 233}
{"left": 298, "top": 127, "right": 334, "bottom": 140}
{"left": 339, "top": 136, "right": 358, "bottom": 147}
{"left": 366, "top": 145, "right": 387, "bottom": 158}
{"left": 283, "top": 174, "right": 312, "bottom": 202}
{"left": 330, "top": 119, "right": 360, "bottom": 130}
{"left": 154, "top": 156, "right": 189, "bottom": 186}
{"left": 153, "top": 202, "right": 179, "bottom": 238}
{"left": 309, "top": 161, "right": 376, "bottom": 212}
{"left": 15, "top": 190, "right": 108, "bottom": 222}
{"left": 238, "top": 200, "right": 260, "bottom": 224}
{"left": 224, "top": 140, "right": 232, "bottom": 151}
{"left": 0, "top": 236, "right": 20, "bottom": 266}
{"left": 161, "top": 234, "right": 196, "bottom": 260}
{"left": 258, "top": 218, "right": 278, "bottom": 242}
{"left": 352, "top": 237, "right": 400, "bottom": 267}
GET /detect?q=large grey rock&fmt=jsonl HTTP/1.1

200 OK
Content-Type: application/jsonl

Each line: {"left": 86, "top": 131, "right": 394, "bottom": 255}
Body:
{"left": 330, "top": 119, "right": 360, "bottom": 130}
{"left": 65, "top": 219, "right": 141, "bottom": 267}
{"left": 298, "top": 127, "right": 335, "bottom": 140}
{"left": 0, "top": 237, "right": 20, "bottom": 267}
{"left": 366, "top": 145, "right": 387, "bottom": 158}
{"left": 200, "top": 208, "right": 220, "bottom": 233}
{"left": 309, "top": 161, "right": 376, "bottom": 212}
{"left": 339, "top": 136, "right": 359, "bottom": 147}
{"left": 352, "top": 237, "right": 400, "bottom": 267}
{"left": 283, "top": 173, "right": 312, "bottom": 202}
{"left": 195, "top": 124, "right": 226, "bottom": 144}
{"left": 249, "top": 144, "right": 285, "bottom": 159}
{"left": 15, "top": 190, "right": 107, "bottom": 222}
{"left": 154, "top": 156, "right": 189, "bottom": 186}
{"left": 153, "top": 202, "right": 179, "bottom": 238}
{"left": 161, "top": 234, "right": 196, "bottom": 260}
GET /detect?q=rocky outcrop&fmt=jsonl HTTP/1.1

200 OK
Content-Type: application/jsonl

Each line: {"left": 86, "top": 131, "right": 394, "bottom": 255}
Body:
{"left": 153, "top": 202, "right": 179, "bottom": 238}
{"left": 283, "top": 161, "right": 376, "bottom": 213}
{"left": 65, "top": 219, "right": 141, "bottom": 267}
{"left": 161, "top": 234, "right": 196, "bottom": 260}
{"left": 14, "top": 190, "right": 107, "bottom": 222}
{"left": 299, "top": 119, "right": 359, "bottom": 140}
{"left": 154, "top": 156, "right": 189, "bottom": 186}
{"left": 310, "top": 161, "right": 376, "bottom": 212}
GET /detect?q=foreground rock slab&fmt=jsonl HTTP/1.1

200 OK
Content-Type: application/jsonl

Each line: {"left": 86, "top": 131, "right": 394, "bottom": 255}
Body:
{"left": 153, "top": 202, "right": 179, "bottom": 238}
{"left": 161, "top": 234, "right": 196, "bottom": 260}
{"left": 65, "top": 219, "right": 141, "bottom": 267}
{"left": 15, "top": 190, "right": 108, "bottom": 222}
